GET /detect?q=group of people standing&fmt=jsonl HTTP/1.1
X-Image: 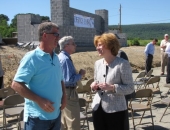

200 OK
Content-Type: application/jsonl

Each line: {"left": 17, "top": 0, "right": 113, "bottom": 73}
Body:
{"left": 0, "top": 21, "right": 168, "bottom": 130}
{"left": 144, "top": 34, "right": 170, "bottom": 84}
{"left": 10, "top": 21, "right": 135, "bottom": 130}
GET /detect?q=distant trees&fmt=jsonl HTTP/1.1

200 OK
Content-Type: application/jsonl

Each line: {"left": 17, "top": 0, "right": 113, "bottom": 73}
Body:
{"left": 109, "top": 23, "right": 170, "bottom": 40}
{"left": 0, "top": 14, "right": 15, "bottom": 38}
{"left": 0, "top": 13, "right": 50, "bottom": 38}
{"left": 10, "top": 15, "right": 17, "bottom": 28}
{"left": 41, "top": 16, "right": 50, "bottom": 21}
{"left": 0, "top": 14, "right": 9, "bottom": 22}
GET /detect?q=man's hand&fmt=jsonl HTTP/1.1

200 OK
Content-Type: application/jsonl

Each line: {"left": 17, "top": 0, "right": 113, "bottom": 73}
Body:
{"left": 11, "top": 81, "right": 55, "bottom": 113}
{"left": 60, "top": 93, "right": 67, "bottom": 110}
{"left": 79, "top": 69, "right": 86, "bottom": 76}
{"left": 36, "top": 97, "right": 54, "bottom": 112}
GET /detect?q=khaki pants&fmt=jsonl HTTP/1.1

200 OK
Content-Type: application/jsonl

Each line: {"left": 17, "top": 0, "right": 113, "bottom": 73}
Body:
{"left": 61, "top": 88, "right": 80, "bottom": 130}
{"left": 161, "top": 50, "right": 168, "bottom": 73}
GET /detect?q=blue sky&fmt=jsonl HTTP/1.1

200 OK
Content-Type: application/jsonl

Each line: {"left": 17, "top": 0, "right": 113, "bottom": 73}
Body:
{"left": 1, "top": 0, "right": 170, "bottom": 25}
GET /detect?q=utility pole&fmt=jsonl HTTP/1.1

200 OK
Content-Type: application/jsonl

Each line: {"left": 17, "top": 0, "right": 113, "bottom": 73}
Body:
{"left": 119, "top": 4, "right": 122, "bottom": 33}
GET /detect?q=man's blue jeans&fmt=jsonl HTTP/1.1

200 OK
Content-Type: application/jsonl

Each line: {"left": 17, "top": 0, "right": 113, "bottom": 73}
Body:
{"left": 24, "top": 113, "right": 61, "bottom": 130}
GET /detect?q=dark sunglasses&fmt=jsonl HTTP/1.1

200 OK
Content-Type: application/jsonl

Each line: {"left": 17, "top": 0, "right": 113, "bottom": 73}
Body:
{"left": 46, "top": 32, "right": 59, "bottom": 37}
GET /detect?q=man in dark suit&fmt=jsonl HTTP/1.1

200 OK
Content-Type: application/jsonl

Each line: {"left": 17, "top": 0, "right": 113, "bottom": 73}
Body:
{"left": 117, "top": 50, "right": 135, "bottom": 130}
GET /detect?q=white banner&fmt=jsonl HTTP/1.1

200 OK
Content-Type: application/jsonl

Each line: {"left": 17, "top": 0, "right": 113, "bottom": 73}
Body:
{"left": 74, "top": 14, "right": 94, "bottom": 28}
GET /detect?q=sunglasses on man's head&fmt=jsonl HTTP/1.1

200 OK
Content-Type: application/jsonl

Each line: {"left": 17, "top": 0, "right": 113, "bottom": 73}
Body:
{"left": 46, "top": 32, "right": 59, "bottom": 37}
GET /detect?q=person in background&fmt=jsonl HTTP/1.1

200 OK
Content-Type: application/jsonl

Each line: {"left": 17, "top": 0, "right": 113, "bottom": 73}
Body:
{"left": 0, "top": 55, "right": 4, "bottom": 91}
{"left": 160, "top": 34, "right": 169, "bottom": 75}
{"left": 11, "top": 22, "right": 66, "bottom": 130}
{"left": 58, "top": 36, "right": 86, "bottom": 130}
{"left": 117, "top": 50, "right": 135, "bottom": 130}
{"left": 117, "top": 50, "right": 129, "bottom": 61}
{"left": 90, "top": 33, "right": 134, "bottom": 130}
{"left": 144, "top": 38, "right": 158, "bottom": 74}
{"left": 165, "top": 43, "right": 170, "bottom": 84}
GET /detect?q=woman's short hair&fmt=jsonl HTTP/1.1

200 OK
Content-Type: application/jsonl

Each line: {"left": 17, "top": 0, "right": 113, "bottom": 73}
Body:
{"left": 58, "top": 36, "right": 74, "bottom": 50}
{"left": 94, "top": 33, "right": 120, "bottom": 56}
{"left": 38, "top": 22, "right": 59, "bottom": 41}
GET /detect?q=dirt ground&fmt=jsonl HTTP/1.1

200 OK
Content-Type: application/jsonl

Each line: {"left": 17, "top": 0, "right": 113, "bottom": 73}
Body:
{"left": 0, "top": 45, "right": 161, "bottom": 87}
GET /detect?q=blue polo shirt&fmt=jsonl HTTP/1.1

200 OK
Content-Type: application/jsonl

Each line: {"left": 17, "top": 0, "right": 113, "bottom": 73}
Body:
{"left": 14, "top": 47, "right": 63, "bottom": 122}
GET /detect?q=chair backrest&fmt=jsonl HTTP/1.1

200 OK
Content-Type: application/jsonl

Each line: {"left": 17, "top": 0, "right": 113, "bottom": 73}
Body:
{"left": 135, "top": 89, "right": 153, "bottom": 98}
{"left": 77, "top": 80, "right": 83, "bottom": 89}
{"left": 17, "top": 109, "right": 24, "bottom": 130}
{"left": 0, "top": 87, "right": 16, "bottom": 99}
{"left": 146, "top": 69, "right": 153, "bottom": 77}
{"left": 84, "top": 78, "right": 94, "bottom": 92}
{"left": 136, "top": 71, "right": 146, "bottom": 79}
{"left": 4, "top": 94, "right": 25, "bottom": 106}
{"left": 145, "top": 76, "right": 160, "bottom": 88}
{"left": 19, "top": 109, "right": 24, "bottom": 121}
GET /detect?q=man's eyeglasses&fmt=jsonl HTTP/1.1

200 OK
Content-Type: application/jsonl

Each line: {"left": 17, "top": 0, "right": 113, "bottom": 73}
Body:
{"left": 46, "top": 32, "right": 59, "bottom": 37}
{"left": 67, "top": 42, "right": 76, "bottom": 46}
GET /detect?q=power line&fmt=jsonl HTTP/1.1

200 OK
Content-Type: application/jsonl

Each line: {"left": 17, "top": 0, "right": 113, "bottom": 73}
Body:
{"left": 144, "top": 19, "right": 170, "bottom": 24}
{"left": 128, "top": 19, "right": 170, "bottom": 25}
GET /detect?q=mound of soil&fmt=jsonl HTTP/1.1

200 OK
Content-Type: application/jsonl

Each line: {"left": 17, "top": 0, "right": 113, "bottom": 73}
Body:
{"left": 0, "top": 45, "right": 161, "bottom": 87}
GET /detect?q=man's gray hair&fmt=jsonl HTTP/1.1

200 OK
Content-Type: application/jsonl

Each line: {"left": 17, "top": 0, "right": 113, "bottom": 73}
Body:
{"left": 58, "top": 36, "right": 74, "bottom": 50}
{"left": 38, "top": 22, "right": 59, "bottom": 41}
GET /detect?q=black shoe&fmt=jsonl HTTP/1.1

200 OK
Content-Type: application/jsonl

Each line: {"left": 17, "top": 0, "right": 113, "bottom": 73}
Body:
{"left": 160, "top": 73, "right": 164, "bottom": 75}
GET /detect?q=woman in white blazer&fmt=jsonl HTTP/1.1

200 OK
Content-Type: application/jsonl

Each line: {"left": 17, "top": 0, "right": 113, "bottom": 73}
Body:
{"left": 90, "top": 33, "right": 134, "bottom": 130}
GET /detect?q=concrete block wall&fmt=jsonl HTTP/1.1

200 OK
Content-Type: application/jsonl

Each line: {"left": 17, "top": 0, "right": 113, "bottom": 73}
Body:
{"left": 51, "top": 0, "right": 70, "bottom": 26}
{"left": 17, "top": 0, "right": 110, "bottom": 48}
{"left": 17, "top": 14, "right": 40, "bottom": 42}
{"left": 95, "top": 9, "right": 108, "bottom": 32}
{"left": 59, "top": 26, "right": 96, "bottom": 46}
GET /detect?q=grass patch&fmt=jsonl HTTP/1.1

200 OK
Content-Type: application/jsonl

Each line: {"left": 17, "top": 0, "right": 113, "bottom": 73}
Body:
{"left": 127, "top": 39, "right": 161, "bottom": 46}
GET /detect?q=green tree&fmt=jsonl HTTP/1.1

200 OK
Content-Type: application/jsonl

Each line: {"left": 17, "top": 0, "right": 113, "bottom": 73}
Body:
{"left": 41, "top": 16, "right": 50, "bottom": 21}
{"left": 0, "top": 14, "right": 9, "bottom": 22}
{"left": 10, "top": 14, "right": 17, "bottom": 29}
{"left": 0, "top": 13, "right": 52, "bottom": 38}
{"left": 129, "top": 38, "right": 140, "bottom": 46}
{"left": 0, "top": 14, "right": 16, "bottom": 38}
{"left": 0, "top": 19, "right": 9, "bottom": 37}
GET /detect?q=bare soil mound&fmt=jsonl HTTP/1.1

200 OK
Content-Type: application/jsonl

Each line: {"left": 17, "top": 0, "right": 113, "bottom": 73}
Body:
{"left": 72, "top": 46, "right": 161, "bottom": 79}
{"left": 0, "top": 45, "right": 161, "bottom": 87}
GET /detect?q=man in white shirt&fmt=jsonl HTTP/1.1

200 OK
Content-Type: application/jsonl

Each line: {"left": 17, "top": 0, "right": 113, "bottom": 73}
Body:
{"left": 0, "top": 55, "right": 4, "bottom": 91}
{"left": 160, "top": 34, "right": 170, "bottom": 75}
{"left": 165, "top": 43, "right": 170, "bottom": 83}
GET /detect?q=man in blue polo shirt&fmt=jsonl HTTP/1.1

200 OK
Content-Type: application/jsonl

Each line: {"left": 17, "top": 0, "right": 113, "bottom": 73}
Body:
{"left": 11, "top": 22, "right": 66, "bottom": 130}
{"left": 144, "top": 38, "right": 158, "bottom": 73}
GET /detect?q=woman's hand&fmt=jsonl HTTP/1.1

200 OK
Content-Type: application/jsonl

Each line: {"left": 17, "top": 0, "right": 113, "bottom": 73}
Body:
{"left": 98, "top": 83, "right": 115, "bottom": 91}
{"left": 90, "top": 81, "right": 99, "bottom": 91}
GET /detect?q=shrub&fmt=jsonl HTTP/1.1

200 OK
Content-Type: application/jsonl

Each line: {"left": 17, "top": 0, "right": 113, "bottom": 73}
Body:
{"left": 129, "top": 38, "right": 140, "bottom": 46}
